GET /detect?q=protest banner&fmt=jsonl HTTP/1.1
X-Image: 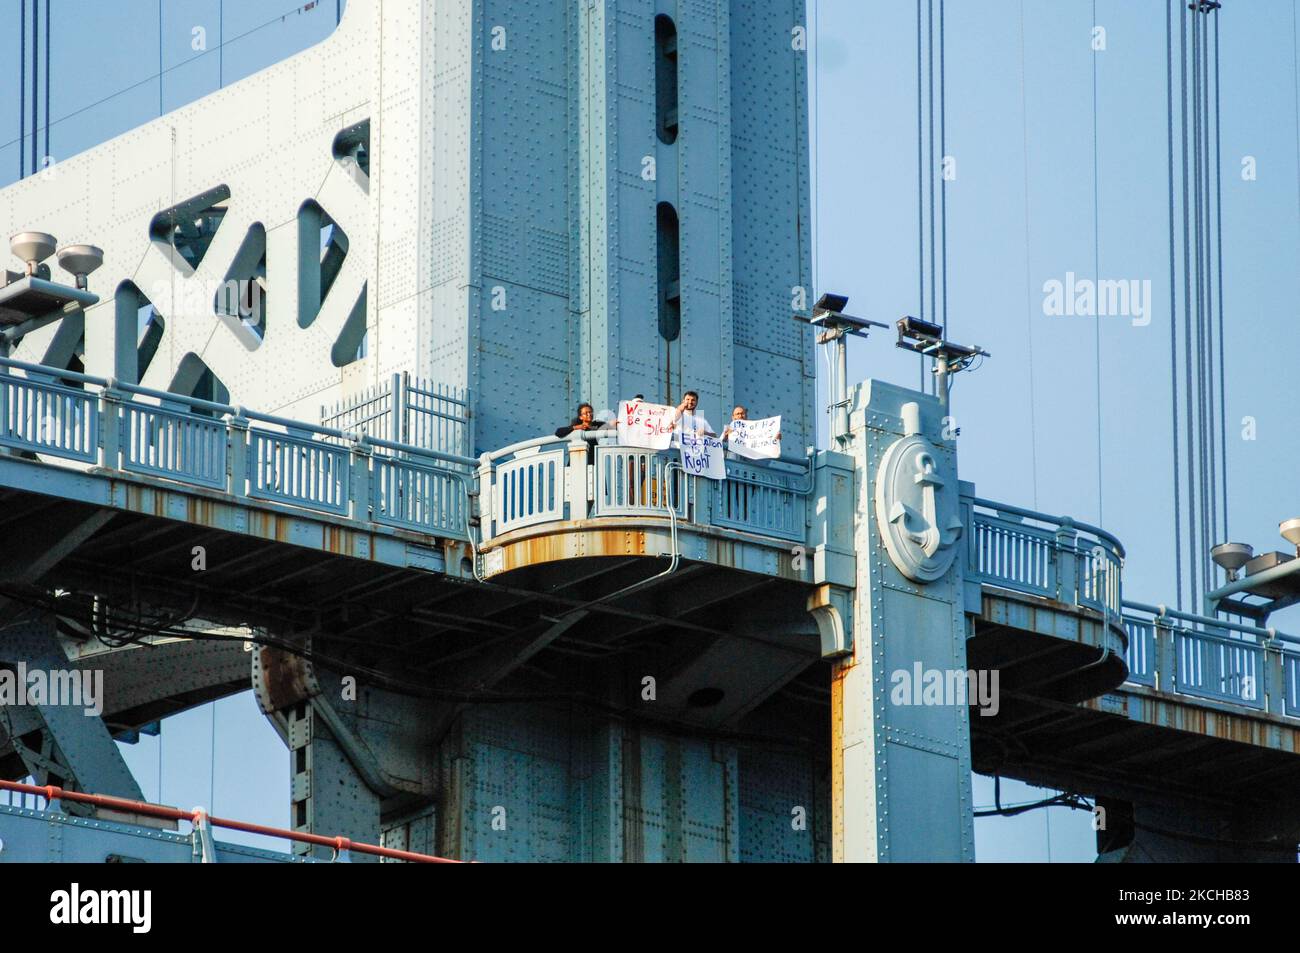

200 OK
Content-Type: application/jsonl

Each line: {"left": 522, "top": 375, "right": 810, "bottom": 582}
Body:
{"left": 728, "top": 416, "right": 781, "bottom": 459}
{"left": 617, "top": 399, "right": 676, "bottom": 450}
{"left": 679, "top": 433, "right": 726, "bottom": 480}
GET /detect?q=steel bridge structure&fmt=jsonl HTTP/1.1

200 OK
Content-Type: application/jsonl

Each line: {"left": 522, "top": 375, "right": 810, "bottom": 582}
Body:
{"left": 1, "top": 0, "right": 1298, "bottom": 863}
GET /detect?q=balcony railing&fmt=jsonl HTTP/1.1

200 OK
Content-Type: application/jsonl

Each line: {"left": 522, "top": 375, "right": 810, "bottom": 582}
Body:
{"left": 1121, "top": 601, "right": 1300, "bottom": 717}
{"left": 0, "top": 357, "right": 475, "bottom": 539}
{"left": 964, "top": 496, "right": 1124, "bottom": 618}
{"left": 477, "top": 433, "right": 812, "bottom": 545}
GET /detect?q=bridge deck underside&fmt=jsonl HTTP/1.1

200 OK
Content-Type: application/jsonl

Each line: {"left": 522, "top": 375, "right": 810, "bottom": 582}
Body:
{"left": 969, "top": 599, "right": 1300, "bottom": 810}
{"left": 972, "top": 688, "right": 1300, "bottom": 811}
{"left": 0, "top": 482, "right": 826, "bottom": 753}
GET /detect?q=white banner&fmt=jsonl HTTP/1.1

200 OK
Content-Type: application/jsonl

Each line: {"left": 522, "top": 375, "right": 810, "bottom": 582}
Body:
{"left": 617, "top": 399, "right": 676, "bottom": 450}
{"left": 728, "top": 416, "right": 781, "bottom": 459}
{"left": 679, "top": 433, "right": 726, "bottom": 480}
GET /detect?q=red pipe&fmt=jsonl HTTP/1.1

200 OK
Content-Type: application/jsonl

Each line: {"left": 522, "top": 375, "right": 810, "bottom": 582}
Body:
{"left": 0, "top": 779, "right": 462, "bottom": 864}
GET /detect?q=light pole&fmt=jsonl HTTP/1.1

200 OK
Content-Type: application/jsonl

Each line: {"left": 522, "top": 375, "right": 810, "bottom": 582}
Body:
{"left": 1, "top": 232, "right": 101, "bottom": 359}
{"left": 795, "top": 293, "right": 886, "bottom": 448}
{"left": 894, "top": 315, "right": 989, "bottom": 413}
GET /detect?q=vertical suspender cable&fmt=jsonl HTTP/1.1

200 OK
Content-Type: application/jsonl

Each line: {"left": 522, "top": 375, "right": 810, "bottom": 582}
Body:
{"left": 19, "top": 0, "right": 26, "bottom": 179}
{"left": 1213, "top": 6, "right": 1228, "bottom": 543}
{"left": 1180, "top": 0, "right": 1198, "bottom": 611}
{"left": 1091, "top": 0, "right": 1103, "bottom": 525}
{"left": 31, "top": 0, "right": 39, "bottom": 176}
{"left": 1166, "top": 0, "right": 1183, "bottom": 610}
{"left": 1201, "top": 5, "right": 1211, "bottom": 579}
{"left": 43, "top": 0, "right": 49, "bottom": 166}
{"left": 1018, "top": 0, "right": 1040, "bottom": 510}
{"left": 940, "top": 0, "right": 948, "bottom": 338}
{"left": 1192, "top": 5, "right": 1206, "bottom": 597}
{"left": 927, "top": 0, "right": 937, "bottom": 357}
{"left": 920, "top": 0, "right": 930, "bottom": 390}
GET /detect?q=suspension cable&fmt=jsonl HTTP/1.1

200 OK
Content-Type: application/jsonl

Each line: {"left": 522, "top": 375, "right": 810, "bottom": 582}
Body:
{"left": 1166, "top": 0, "right": 1184, "bottom": 610}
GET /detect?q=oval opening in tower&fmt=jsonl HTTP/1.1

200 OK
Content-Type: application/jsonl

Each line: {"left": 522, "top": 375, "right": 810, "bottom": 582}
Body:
{"left": 655, "top": 15, "right": 679, "bottom": 145}
{"left": 656, "top": 202, "right": 681, "bottom": 342}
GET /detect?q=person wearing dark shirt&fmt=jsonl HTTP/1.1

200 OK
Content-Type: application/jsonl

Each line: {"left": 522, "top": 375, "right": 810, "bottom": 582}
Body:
{"left": 555, "top": 402, "right": 606, "bottom": 438}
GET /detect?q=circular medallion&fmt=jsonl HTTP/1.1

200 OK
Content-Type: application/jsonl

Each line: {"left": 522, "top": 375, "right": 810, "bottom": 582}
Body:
{"left": 874, "top": 434, "right": 964, "bottom": 583}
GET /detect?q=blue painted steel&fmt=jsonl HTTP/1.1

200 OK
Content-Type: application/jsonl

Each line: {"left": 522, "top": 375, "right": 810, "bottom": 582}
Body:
{"left": 1176, "top": 628, "right": 1264, "bottom": 709}
{"left": 0, "top": 804, "right": 314, "bottom": 863}
{"left": 1123, "top": 616, "right": 1157, "bottom": 686}
{"left": 120, "top": 402, "right": 227, "bottom": 489}
{"left": 0, "top": 372, "right": 98, "bottom": 463}
{"left": 321, "top": 372, "right": 472, "bottom": 458}
{"left": 966, "top": 499, "right": 1124, "bottom": 617}
{"left": 1288, "top": 655, "right": 1300, "bottom": 718}
{"left": 592, "top": 447, "right": 689, "bottom": 520}
{"left": 248, "top": 430, "right": 351, "bottom": 515}
{"left": 1120, "top": 602, "right": 1300, "bottom": 712}
{"left": 372, "top": 454, "right": 469, "bottom": 536}
{"left": 494, "top": 446, "right": 569, "bottom": 534}
{"left": 0, "top": 356, "right": 474, "bottom": 538}
{"left": 711, "top": 460, "right": 807, "bottom": 542}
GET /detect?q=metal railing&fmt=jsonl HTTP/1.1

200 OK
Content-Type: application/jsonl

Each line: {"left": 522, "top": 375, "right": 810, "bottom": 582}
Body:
{"left": 0, "top": 357, "right": 476, "bottom": 539}
{"left": 321, "top": 371, "right": 472, "bottom": 458}
{"left": 967, "top": 499, "right": 1300, "bottom": 715}
{"left": 964, "top": 497, "right": 1124, "bottom": 617}
{"left": 1120, "top": 601, "right": 1300, "bottom": 716}
{"left": 478, "top": 433, "right": 812, "bottom": 544}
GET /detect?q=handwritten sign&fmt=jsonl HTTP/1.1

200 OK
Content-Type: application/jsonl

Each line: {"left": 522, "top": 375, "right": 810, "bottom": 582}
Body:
{"left": 728, "top": 416, "right": 781, "bottom": 459}
{"left": 680, "top": 434, "right": 726, "bottom": 480}
{"left": 617, "top": 399, "right": 676, "bottom": 450}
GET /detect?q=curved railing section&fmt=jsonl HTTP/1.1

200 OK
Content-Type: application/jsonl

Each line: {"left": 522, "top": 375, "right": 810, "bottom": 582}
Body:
{"left": 963, "top": 496, "right": 1124, "bottom": 618}
{"left": 0, "top": 357, "right": 475, "bottom": 539}
{"left": 477, "top": 433, "right": 812, "bottom": 545}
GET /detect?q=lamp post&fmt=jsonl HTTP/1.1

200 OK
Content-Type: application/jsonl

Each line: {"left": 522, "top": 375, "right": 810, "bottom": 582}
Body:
{"left": 795, "top": 293, "right": 886, "bottom": 448}
{"left": 894, "top": 315, "right": 989, "bottom": 413}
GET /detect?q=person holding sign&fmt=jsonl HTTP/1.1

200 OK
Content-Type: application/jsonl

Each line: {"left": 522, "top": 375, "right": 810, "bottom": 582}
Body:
{"left": 672, "top": 391, "right": 715, "bottom": 441}
{"left": 555, "top": 402, "right": 608, "bottom": 439}
{"left": 724, "top": 407, "right": 783, "bottom": 460}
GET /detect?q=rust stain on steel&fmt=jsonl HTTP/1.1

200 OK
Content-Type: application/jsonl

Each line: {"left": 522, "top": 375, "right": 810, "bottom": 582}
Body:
{"left": 829, "top": 656, "right": 853, "bottom": 863}
{"left": 322, "top": 524, "right": 347, "bottom": 555}
{"left": 1084, "top": 690, "right": 1300, "bottom": 752}
{"left": 257, "top": 646, "right": 318, "bottom": 712}
{"left": 498, "top": 529, "right": 654, "bottom": 574}
{"left": 185, "top": 497, "right": 217, "bottom": 528}
{"left": 248, "top": 510, "right": 292, "bottom": 544}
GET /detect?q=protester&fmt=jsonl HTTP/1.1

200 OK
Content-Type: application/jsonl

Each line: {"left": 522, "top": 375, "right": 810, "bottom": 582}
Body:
{"left": 555, "top": 402, "right": 607, "bottom": 438}
{"left": 721, "top": 405, "right": 780, "bottom": 443}
{"left": 672, "top": 391, "right": 715, "bottom": 439}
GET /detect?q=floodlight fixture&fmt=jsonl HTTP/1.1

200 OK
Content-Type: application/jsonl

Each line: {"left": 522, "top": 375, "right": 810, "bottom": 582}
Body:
{"left": 893, "top": 314, "right": 990, "bottom": 409}
{"left": 1211, "top": 542, "right": 1254, "bottom": 582}
{"left": 793, "top": 292, "right": 886, "bottom": 446}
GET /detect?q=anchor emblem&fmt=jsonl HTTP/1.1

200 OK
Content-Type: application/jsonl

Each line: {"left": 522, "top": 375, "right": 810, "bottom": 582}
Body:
{"left": 887, "top": 450, "right": 963, "bottom": 557}
{"left": 875, "top": 416, "right": 965, "bottom": 583}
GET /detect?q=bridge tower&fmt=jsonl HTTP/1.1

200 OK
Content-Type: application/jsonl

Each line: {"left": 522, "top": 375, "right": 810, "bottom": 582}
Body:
{"left": 0, "top": 0, "right": 814, "bottom": 456}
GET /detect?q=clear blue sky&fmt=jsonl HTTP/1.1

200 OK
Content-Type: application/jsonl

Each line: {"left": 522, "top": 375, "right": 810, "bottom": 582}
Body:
{"left": 3, "top": 0, "right": 1299, "bottom": 862}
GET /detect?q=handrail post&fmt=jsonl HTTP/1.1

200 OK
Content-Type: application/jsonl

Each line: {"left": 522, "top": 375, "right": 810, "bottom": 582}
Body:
{"left": 477, "top": 452, "right": 495, "bottom": 540}
{"left": 228, "top": 412, "right": 250, "bottom": 499}
{"left": 350, "top": 436, "right": 372, "bottom": 522}
{"left": 1154, "top": 616, "right": 1177, "bottom": 694}
{"left": 1262, "top": 639, "right": 1286, "bottom": 716}
{"left": 99, "top": 384, "right": 122, "bottom": 470}
{"left": 566, "top": 438, "right": 588, "bottom": 520}
{"left": 1053, "top": 518, "right": 1078, "bottom": 604}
